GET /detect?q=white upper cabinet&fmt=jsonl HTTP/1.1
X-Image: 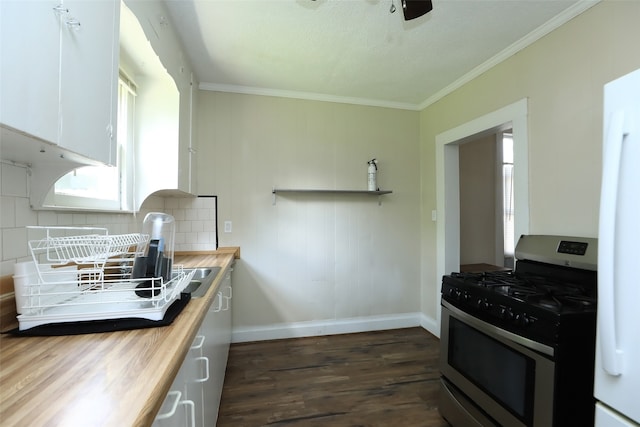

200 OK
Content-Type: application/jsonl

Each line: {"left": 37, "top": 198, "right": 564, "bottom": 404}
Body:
{"left": 1, "top": 1, "right": 61, "bottom": 144}
{"left": 180, "top": 73, "right": 198, "bottom": 196}
{"left": 59, "top": 0, "right": 120, "bottom": 165}
{"left": 0, "top": 0, "right": 119, "bottom": 165}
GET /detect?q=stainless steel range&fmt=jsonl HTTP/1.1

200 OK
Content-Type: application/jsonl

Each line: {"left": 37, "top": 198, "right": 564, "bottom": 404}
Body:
{"left": 439, "top": 235, "right": 597, "bottom": 427}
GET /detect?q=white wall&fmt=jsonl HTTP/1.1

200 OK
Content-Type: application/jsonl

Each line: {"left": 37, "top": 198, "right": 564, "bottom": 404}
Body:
{"left": 419, "top": 0, "right": 640, "bottom": 323}
{"left": 197, "top": 92, "right": 423, "bottom": 340}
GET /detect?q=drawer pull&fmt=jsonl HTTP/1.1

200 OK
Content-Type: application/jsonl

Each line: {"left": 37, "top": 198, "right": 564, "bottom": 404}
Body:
{"left": 194, "top": 356, "right": 210, "bottom": 383}
{"left": 213, "top": 292, "right": 223, "bottom": 312}
{"left": 155, "top": 390, "right": 181, "bottom": 419}
{"left": 190, "top": 335, "right": 205, "bottom": 350}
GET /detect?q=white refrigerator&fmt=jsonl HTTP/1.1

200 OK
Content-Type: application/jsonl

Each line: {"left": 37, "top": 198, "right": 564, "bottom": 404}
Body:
{"left": 596, "top": 67, "right": 640, "bottom": 427}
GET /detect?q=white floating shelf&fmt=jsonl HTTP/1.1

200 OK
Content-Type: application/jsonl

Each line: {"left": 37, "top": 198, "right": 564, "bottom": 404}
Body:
{"left": 272, "top": 189, "right": 392, "bottom": 195}
{"left": 271, "top": 188, "right": 392, "bottom": 205}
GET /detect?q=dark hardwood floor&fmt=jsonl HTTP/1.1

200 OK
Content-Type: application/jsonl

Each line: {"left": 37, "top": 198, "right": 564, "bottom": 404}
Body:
{"left": 217, "top": 327, "right": 450, "bottom": 427}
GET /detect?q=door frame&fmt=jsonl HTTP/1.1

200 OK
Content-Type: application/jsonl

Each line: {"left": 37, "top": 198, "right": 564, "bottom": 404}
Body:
{"left": 434, "top": 98, "right": 530, "bottom": 332}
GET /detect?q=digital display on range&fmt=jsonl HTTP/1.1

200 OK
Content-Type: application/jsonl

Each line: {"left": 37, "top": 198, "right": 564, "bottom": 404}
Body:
{"left": 557, "top": 240, "right": 588, "bottom": 256}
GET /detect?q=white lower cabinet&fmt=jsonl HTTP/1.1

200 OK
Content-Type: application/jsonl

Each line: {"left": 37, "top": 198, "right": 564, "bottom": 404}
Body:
{"left": 154, "top": 267, "right": 233, "bottom": 427}
{"left": 202, "top": 269, "right": 233, "bottom": 425}
{"left": 153, "top": 335, "right": 208, "bottom": 427}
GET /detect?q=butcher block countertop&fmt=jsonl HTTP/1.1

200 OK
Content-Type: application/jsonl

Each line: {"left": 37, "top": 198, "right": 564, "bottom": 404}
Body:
{"left": 0, "top": 248, "right": 239, "bottom": 427}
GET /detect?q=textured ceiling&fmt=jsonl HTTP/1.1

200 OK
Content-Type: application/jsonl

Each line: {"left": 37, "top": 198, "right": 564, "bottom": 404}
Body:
{"left": 163, "top": 0, "right": 598, "bottom": 110}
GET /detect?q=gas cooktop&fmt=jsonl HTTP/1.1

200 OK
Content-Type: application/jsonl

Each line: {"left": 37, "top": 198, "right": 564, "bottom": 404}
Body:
{"left": 446, "top": 269, "right": 596, "bottom": 315}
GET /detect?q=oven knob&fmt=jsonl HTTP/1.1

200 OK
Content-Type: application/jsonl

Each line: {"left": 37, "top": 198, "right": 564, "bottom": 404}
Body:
{"left": 448, "top": 288, "right": 463, "bottom": 300}
{"left": 499, "top": 307, "right": 513, "bottom": 320}
{"left": 476, "top": 298, "right": 491, "bottom": 310}
{"left": 515, "top": 313, "right": 530, "bottom": 326}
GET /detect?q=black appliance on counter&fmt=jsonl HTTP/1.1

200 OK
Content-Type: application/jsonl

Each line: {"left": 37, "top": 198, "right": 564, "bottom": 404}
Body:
{"left": 132, "top": 212, "right": 176, "bottom": 298}
{"left": 439, "top": 235, "right": 597, "bottom": 427}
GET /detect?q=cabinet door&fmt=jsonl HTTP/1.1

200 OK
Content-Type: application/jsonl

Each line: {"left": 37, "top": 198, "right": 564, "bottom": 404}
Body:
{"left": 220, "top": 271, "right": 233, "bottom": 368}
{"left": 201, "top": 269, "right": 233, "bottom": 426}
{"left": 200, "top": 290, "right": 223, "bottom": 426}
{"left": 154, "top": 336, "right": 204, "bottom": 427}
{"left": 59, "top": 0, "right": 119, "bottom": 165}
{"left": 153, "top": 361, "right": 192, "bottom": 427}
{"left": 0, "top": 1, "right": 60, "bottom": 143}
{"left": 178, "top": 73, "right": 196, "bottom": 194}
{"left": 188, "top": 74, "right": 198, "bottom": 195}
{"left": 186, "top": 335, "right": 207, "bottom": 427}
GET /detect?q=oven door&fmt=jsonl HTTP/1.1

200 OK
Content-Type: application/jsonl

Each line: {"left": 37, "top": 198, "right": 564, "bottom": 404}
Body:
{"left": 439, "top": 300, "right": 555, "bottom": 427}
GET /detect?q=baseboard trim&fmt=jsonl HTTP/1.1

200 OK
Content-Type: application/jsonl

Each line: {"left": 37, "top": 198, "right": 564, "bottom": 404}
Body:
{"left": 231, "top": 312, "right": 439, "bottom": 343}
{"left": 420, "top": 313, "right": 440, "bottom": 338}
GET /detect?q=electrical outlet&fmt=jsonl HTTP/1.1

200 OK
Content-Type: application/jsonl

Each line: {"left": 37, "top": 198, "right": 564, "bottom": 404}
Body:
{"left": 224, "top": 221, "right": 232, "bottom": 233}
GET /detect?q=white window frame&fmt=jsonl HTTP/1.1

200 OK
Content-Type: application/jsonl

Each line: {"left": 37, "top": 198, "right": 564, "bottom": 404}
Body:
{"left": 502, "top": 132, "right": 515, "bottom": 258}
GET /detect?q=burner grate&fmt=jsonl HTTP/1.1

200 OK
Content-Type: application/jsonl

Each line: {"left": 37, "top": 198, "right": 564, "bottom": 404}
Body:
{"left": 508, "top": 285, "right": 596, "bottom": 311}
{"left": 449, "top": 269, "right": 596, "bottom": 313}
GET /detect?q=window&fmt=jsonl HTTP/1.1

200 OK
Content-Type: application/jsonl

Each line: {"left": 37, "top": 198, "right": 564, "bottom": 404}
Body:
{"left": 503, "top": 133, "right": 515, "bottom": 258}
{"left": 45, "top": 73, "right": 136, "bottom": 211}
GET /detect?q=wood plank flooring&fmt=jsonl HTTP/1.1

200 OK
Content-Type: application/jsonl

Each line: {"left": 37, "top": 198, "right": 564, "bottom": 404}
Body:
{"left": 217, "top": 327, "right": 450, "bottom": 427}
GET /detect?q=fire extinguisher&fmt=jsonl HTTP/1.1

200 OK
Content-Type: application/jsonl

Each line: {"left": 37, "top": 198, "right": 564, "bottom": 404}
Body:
{"left": 367, "top": 158, "right": 378, "bottom": 191}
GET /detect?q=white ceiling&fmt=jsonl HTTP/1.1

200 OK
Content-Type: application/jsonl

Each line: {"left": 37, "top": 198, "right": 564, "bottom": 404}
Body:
{"left": 163, "top": 0, "right": 598, "bottom": 110}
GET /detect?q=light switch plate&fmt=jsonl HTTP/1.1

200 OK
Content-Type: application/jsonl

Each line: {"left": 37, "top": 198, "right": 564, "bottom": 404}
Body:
{"left": 224, "top": 221, "right": 232, "bottom": 233}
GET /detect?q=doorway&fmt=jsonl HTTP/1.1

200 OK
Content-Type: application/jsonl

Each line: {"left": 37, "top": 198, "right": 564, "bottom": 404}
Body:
{"left": 434, "top": 99, "right": 530, "bottom": 332}
{"left": 458, "top": 130, "right": 514, "bottom": 269}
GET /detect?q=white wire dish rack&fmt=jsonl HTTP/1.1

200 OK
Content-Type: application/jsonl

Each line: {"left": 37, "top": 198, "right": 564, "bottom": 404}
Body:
{"left": 17, "top": 227, "right": 195, "bottom": 331}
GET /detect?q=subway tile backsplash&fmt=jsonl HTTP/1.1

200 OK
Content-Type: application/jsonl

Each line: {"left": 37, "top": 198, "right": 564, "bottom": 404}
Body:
{"left": 162, "top": 196, "right": 218, "bottom": 253}
{"left": 0, "top": 162, "right": 217, "bottom": 276}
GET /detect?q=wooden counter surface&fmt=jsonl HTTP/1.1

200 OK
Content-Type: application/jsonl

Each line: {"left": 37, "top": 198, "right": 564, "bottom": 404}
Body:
{"left": 0, "top": 248, "right": 239, "bottom": 427}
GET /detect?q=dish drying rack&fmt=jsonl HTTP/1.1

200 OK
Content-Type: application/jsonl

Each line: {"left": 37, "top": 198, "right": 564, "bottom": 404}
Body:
{"left": 17, "top": 227, "right": 195, "bottom": 331}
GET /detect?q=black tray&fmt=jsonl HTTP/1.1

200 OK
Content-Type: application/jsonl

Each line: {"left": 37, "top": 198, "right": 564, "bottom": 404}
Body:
{"left": 8, "top": 293, "right": 191, "bottom": 336}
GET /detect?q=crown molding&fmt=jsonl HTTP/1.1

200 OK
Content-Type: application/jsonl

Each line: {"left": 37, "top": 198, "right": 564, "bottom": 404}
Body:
{"left": 199, "top": 0, "right": 600, "bottom": 112}
{"left": 198, "top": 82, "right": 421, "bottom": 111}
{"left": 418, "top": 0, "right": 601, "bottom": 110}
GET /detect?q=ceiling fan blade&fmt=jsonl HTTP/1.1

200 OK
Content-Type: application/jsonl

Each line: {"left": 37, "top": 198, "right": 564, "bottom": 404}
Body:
{"left": 401, "top": 0, "right": 433, "bottom": 20}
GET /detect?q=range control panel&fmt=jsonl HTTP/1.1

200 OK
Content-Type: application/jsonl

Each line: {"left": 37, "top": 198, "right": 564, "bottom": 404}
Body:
{"left": 515, "top": 235, "right": 597, "bottom": 271}
{"left": 557, "top": 240, "right": 589, "bottom": 256}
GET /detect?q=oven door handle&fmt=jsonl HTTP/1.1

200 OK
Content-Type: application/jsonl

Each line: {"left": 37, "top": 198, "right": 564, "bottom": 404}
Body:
{"left": 442, "top": 300, "right": 554, "bottom": 357}
{"left": 597, "top": 109, "right": 627, "bottom": 377}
